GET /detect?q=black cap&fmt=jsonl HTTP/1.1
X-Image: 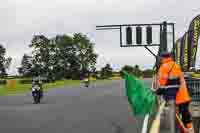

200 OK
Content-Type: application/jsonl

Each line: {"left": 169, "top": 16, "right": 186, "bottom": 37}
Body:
{"left": 160, "top": 51, "right": 173, "bottom": 58}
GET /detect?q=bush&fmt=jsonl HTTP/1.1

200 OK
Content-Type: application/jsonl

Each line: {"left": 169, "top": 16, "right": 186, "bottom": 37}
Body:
{"left": 142, "top": 69, "right": 155, "bottom": 78}
{"left": 19, "top": 79, "right": 33, "bottom": 84}
{"left": 7, "top": 76, "right": 22, "bottom": 79}
{"left": 43, "top": 79, "right": 52, "bottom": 83}
{"left": 0, "top": 80, "right": 6, "bottom": 85}
{"left": 19, "top": 79, "right": 53, "bottom": 84}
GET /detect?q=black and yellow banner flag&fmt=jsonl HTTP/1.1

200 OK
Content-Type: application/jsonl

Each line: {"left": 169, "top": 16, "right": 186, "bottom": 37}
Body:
{"left": 182, "top": 32, "right": 189, "bottom": 71}
{"left": 188, "top": 15, "right": 200, "bottom": 68}
{"left": 175, "top": 38, "right": 182, "bottom": 65}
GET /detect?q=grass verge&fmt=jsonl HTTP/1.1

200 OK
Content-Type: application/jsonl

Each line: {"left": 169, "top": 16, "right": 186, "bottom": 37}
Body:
{"left": 0, "top": 80, "right": 81, "bottom": 96}
{"left": 0, "top": 79, "right": 114, "bottom": 96}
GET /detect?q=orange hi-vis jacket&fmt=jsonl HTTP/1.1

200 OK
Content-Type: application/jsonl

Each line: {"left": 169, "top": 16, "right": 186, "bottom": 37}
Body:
{"left": 158, "top": 57, "right": 191, "bottom": 105}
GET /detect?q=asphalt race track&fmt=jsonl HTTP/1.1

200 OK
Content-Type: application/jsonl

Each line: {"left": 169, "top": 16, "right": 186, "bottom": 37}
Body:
{"left": 0, "top": 80, "right": 169, "bottom": 133}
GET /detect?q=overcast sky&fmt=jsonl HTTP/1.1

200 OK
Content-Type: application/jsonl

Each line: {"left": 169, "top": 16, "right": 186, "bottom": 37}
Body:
{"left": 1, "top": 0, "right": 200, "bottom": 74}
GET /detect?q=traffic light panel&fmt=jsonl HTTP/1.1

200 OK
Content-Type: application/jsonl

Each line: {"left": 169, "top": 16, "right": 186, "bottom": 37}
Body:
{"left": 126, "top": 27, "right": 132, "bottom": 44}
{"left": 136, "top": 26, "right": 142, "bottom": 44}
{"left": 146, "top": 26, "right": 152, "bottom": 44}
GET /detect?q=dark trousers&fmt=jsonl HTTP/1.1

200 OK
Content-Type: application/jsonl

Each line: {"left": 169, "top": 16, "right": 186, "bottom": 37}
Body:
{"left": 178, "top": 102, "right": 192, "bottom": 127}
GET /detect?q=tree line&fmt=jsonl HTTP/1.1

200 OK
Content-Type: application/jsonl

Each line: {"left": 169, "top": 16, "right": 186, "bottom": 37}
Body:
{"left": 0, "top": 45, "right": 12, "bottom": 78}
{"left": 96, "top": 64, "right": 155, "bottom": 79}
{"left": 0, "top": 32, "right": 155, "bottom": 80}
{"left": 120, "top": 65, "right": 155, "bottom": 78}
{"left": 18, "top": 33, "right": 97, "bottom": 80}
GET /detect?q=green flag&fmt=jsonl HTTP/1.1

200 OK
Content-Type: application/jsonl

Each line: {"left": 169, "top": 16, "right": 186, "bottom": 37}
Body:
{"left": 123, "top": 71, "right": 156, "bottom": 117}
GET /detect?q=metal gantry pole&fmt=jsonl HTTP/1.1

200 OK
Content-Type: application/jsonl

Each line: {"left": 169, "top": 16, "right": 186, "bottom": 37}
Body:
{"left": 172, "top": 24, "right": 175, "bottom": 57}
{"left": 163, "top": 21, "right": 168, "bottom": 52}
{"left": 164, "top": 22, "right": 176, "bottom": 133}
{"left": 119, "top": 26, "right": 123, "bottom": 47}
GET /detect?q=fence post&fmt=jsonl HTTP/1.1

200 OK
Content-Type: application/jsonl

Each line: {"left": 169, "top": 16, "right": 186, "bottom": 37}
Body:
{"left": 149, "top": 100, "right": 166, "bottom": 133}
{"left": 168, "top": 100, "right": 176, "bottom": 133}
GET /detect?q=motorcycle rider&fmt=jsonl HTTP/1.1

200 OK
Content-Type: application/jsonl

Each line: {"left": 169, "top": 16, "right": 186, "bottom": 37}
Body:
{"left": 32, "top": 79, "right": 43, "bottom": 98}
{"left": 83, "top": 73, "right": 90, "bottom": 87}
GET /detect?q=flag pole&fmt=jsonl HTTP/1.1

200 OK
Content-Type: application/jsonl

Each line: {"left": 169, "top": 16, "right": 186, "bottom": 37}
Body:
{"left": 141, "top": 114, "right": 149, "bottom": 133}
{"left": 149, "top": 100, "right": 166, "bottom": 133}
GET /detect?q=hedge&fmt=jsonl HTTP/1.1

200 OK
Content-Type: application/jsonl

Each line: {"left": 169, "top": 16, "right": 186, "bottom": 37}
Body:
{"left": 0, "top": 80, "right": 6, "bottom": 85}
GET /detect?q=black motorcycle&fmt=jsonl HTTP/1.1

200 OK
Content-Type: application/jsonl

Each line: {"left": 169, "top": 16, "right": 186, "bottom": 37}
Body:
{"left": 32, "top": 84, "right": 43, "bottom": 104}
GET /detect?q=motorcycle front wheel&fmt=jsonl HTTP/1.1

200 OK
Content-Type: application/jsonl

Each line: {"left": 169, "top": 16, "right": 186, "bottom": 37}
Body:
{"left": 33, "top": 94, "right": 40, "bottom": 104}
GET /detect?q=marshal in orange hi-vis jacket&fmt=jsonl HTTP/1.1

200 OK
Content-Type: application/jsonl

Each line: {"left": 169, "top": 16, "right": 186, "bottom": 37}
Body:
{"left": 158, "top": 57, "right": 191, "bottom": 104}
{"left": 156, "top": 52, "right": 194, "bottom": 132}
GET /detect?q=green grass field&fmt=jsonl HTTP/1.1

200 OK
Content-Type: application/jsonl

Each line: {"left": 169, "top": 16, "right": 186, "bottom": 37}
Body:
{"left": 0, "top": 80, "right": 81, "bottom": 96}
{"left": 0, "top": 79, "right": 114, "bottom": 96}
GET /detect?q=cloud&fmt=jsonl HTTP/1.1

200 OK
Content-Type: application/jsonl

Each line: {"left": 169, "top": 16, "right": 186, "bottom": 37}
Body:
{"left": 0, "top": 0, "right": 200, "bottom": 74}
